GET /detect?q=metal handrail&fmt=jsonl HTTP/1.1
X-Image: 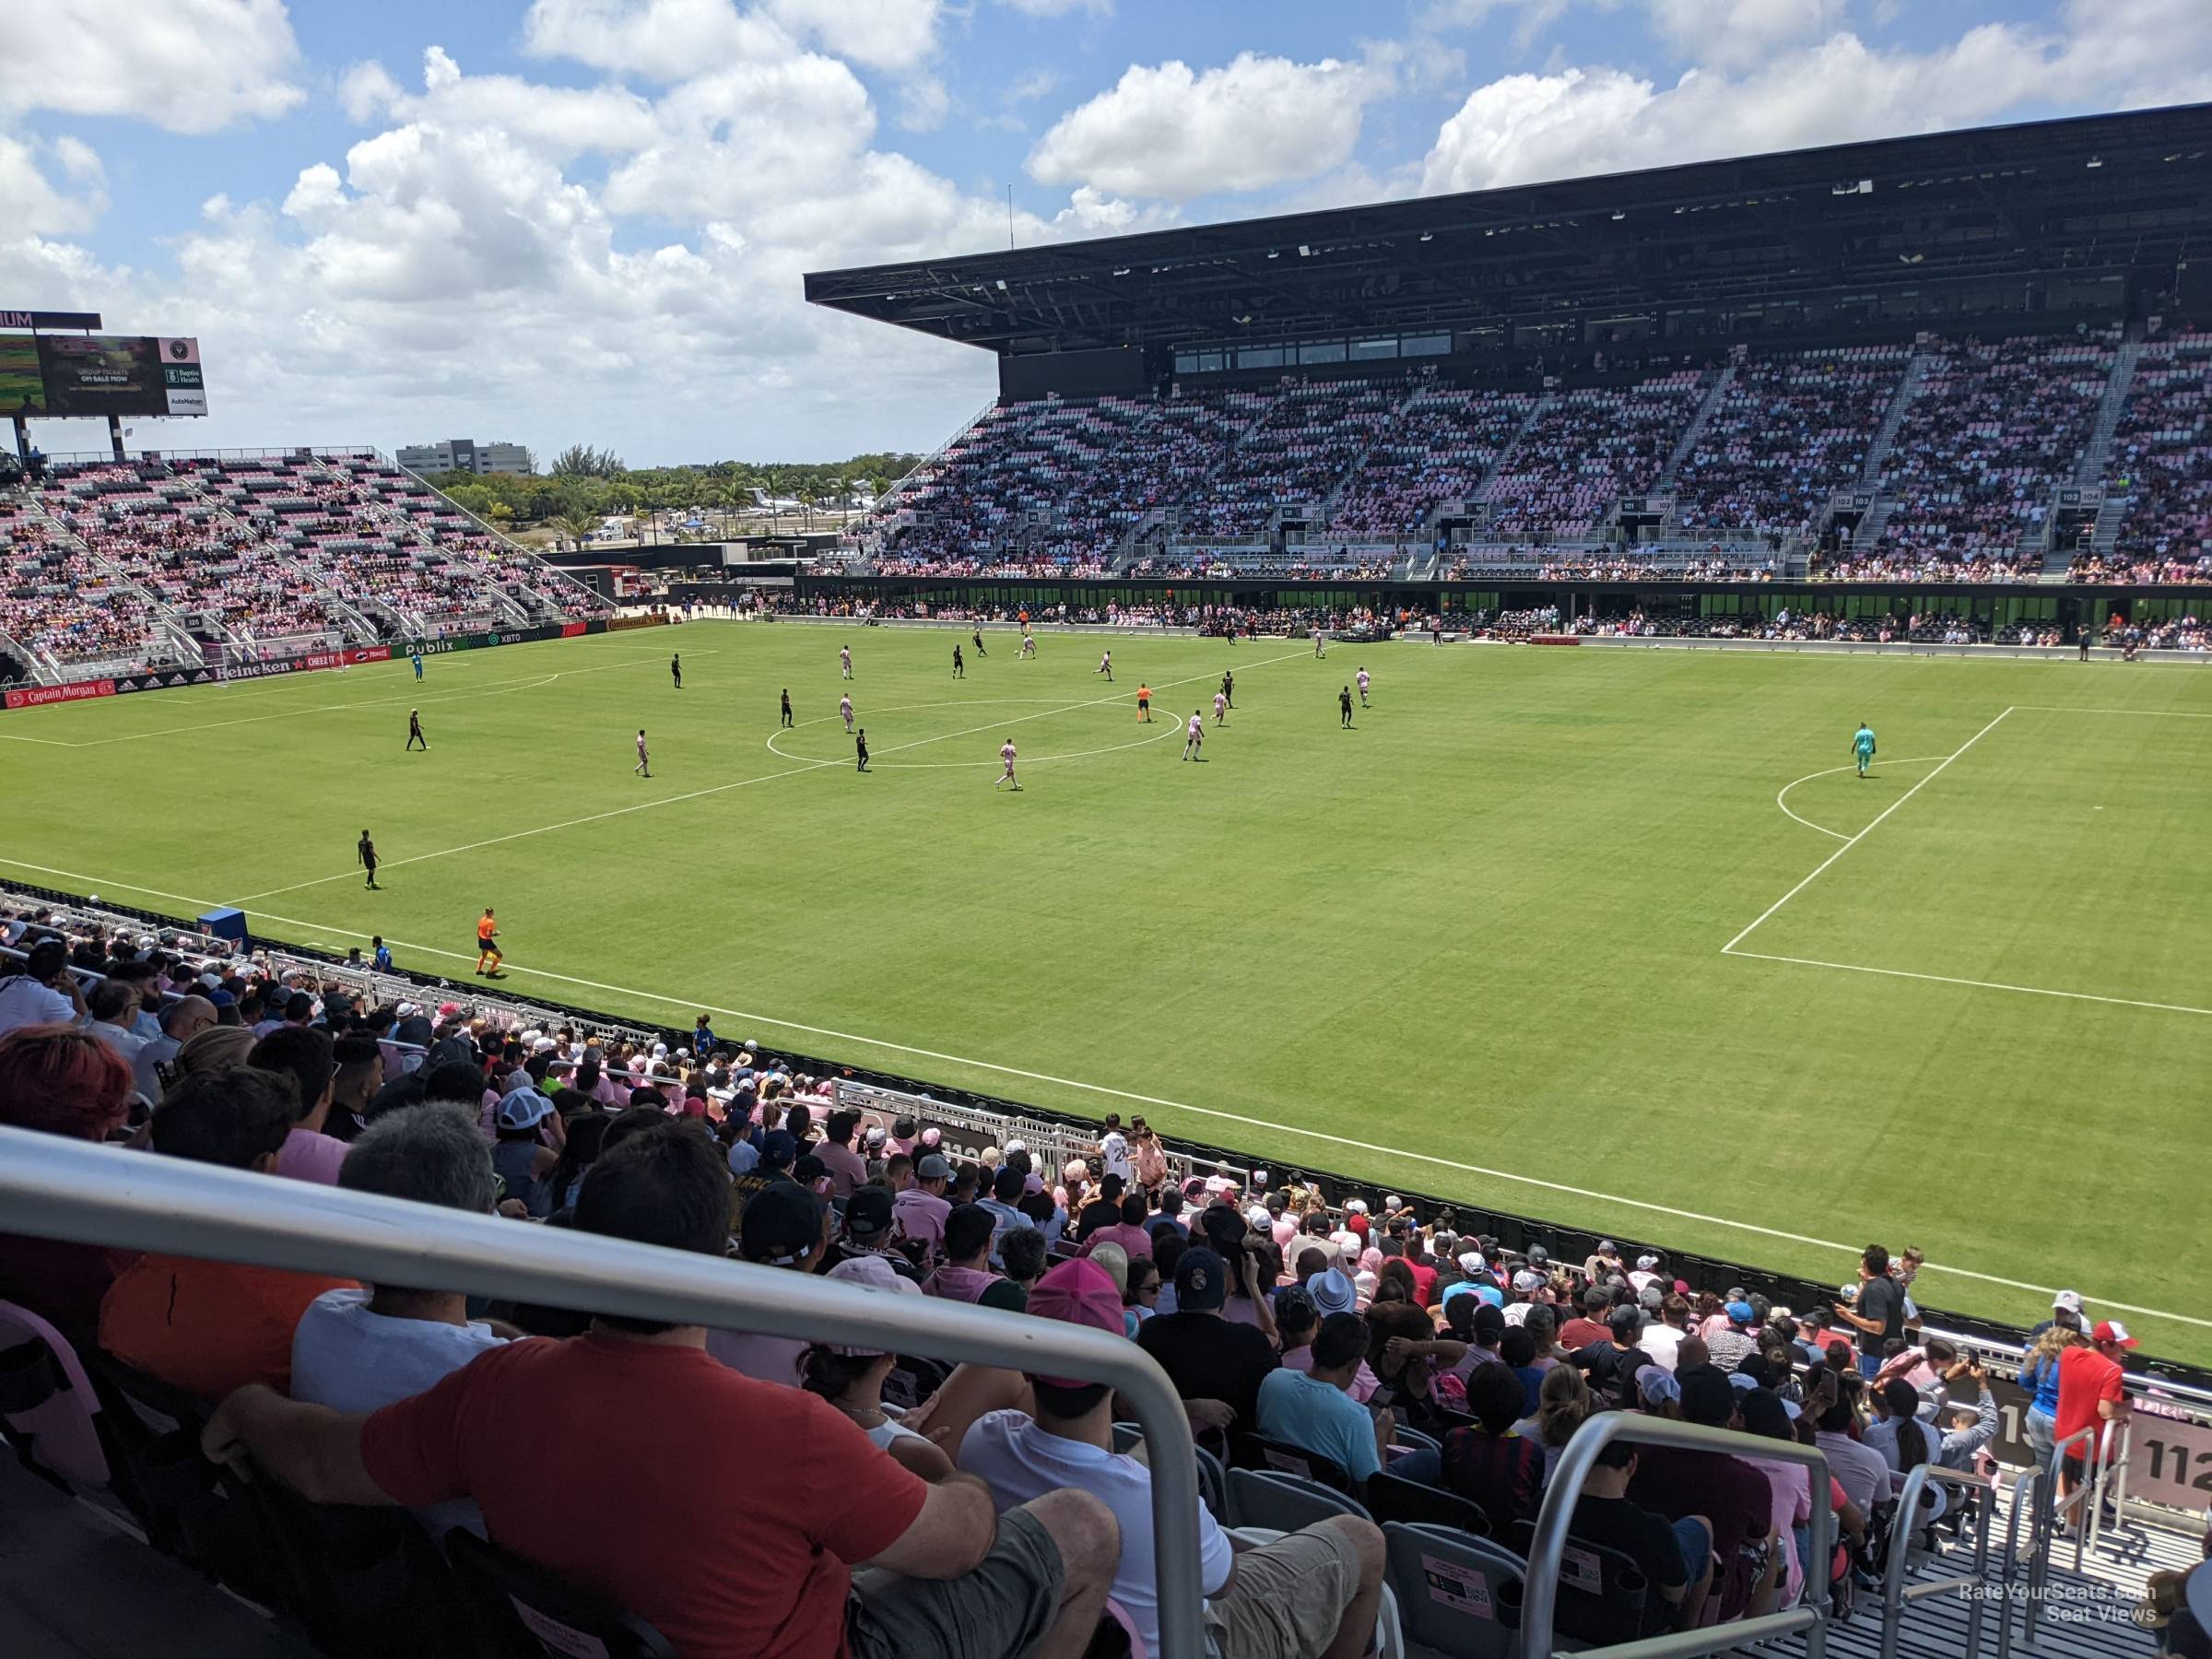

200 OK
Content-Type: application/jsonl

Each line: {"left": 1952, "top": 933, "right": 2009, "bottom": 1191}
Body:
{"left": 0, "top": 1125, "right": 1210, "bottom": 1657}
{"left": 2025, "top": 1421, "right": 2100, "bottom": 1645}
{"left": 1879, "top": 1462, "right": 1995, "bottom": 1659}
{"left": 1993, "top": 1464, "right": 2040, "bottom": 1659}
{"left": 1519, "top": 1412, "right": 1833, "bottom": 1659}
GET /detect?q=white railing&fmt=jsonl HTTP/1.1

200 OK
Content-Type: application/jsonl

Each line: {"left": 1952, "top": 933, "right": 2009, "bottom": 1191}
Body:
{"left": 0, "top": 1125, "right": 1212, "bottom": 1654}
{"left": 1521, "top": 1411, "right": 1835, "bottom": 1659}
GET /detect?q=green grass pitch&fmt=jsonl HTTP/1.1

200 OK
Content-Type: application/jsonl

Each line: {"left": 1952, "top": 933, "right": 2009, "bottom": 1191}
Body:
{"left": 6, "top": 624, "right": 2209, "bottom": 1359}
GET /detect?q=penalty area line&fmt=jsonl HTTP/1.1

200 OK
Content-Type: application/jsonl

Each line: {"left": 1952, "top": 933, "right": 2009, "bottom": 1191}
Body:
{"left": 1723, "top": 950, "right": 2212, "bottom": 1019}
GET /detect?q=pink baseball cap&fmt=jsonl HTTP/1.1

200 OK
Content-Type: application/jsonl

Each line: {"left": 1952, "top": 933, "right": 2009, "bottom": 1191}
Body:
{"left": 1025, "top": 1259, "right": 1126, "bottom": 1388}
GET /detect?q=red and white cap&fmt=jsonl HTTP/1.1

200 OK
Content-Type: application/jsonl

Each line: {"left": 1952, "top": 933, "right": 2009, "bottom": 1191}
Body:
{"left": 2093, "top": 1320, "right": 2138, "bottom": 1349}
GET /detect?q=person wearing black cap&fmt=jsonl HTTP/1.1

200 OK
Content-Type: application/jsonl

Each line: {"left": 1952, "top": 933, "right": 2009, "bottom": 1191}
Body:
{"left": 710, "top": 1181, "right": 834, "bottom": 1390}
{"left": 827, "top": 1187, "right": 921, "bottom": 1281}
{"left": 1135, "top": 1246, "right": 1279, "bottom": 1439}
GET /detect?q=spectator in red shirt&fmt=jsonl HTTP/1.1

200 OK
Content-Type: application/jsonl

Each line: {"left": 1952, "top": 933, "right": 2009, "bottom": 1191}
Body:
{"left": 2054, "top": 1321, "right": 2136, "bottom": 1530}
{"left": 1558, "top": 1285, "right": 1615, "bottom": 1351}
{"left": 0, "top": 1024, "right": 139, "bottom": 1348}
{"left": 199, "top": 1119, "right": 1120, "bottom": 1659}
{"left": 100, "top": 1067, "right": 357, "bottom": 1398}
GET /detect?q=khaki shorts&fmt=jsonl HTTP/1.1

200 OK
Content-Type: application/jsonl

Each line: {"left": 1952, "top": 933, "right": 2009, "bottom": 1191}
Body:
{"left": 1206, "top": 1522, "right": 1360, "bottom": 1659}
{"left": 846, "top": 1504, "right": 1064, "bottom": 1659}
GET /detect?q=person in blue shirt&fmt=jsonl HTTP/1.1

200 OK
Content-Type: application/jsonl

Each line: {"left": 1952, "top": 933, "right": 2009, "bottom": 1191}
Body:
{"left": 692, "top": 1014, "right": 716, "bottom": 1055}
{"left": 1255, "top": 1312, "right": 1393, "bottom": 1487}
{"left": 411, "top": 650, "right": 424, "bottom": 680}
{"left": 371, "top": 935, "right": 392, "bottom": 973}
{"left": 1853, "top": 722, "right": 1877, "bottom": 777}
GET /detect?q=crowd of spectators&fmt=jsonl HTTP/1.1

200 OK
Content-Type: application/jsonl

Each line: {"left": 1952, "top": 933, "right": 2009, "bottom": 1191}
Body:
{"left": 1178, "top": 381, "right": 1404, "bottom": 539}
{"left": 1329, "top": 387, "right": 1537, "bottom": 538}
{"left": 1873, "top": 333, "right": 2116, "bottom": 576}
{"left": 2079, "top": 333, "right": 2212, "bottom": 584}
{"left": 1561, "top": 608, "right": 1994, "bottom": 645}
{"left": 1484, "top": 371, "right": 1715, "bottom": 540}
{"left": 1675, "top": 347, "right": 1910, "bottom": 536}
{"left": 0, "top": 454, "right": 604, "bottom": 681}
{"left": 0, "top": 893, "right": 2183, "bottom": 1653}
{"left": 0, "top": 508, "right": 170, "bottom": 669}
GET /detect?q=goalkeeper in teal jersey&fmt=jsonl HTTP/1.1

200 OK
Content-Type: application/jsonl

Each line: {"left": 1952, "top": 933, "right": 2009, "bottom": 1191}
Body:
{"left": 1853, "top": 722, "right": 1877, "bottom": 777}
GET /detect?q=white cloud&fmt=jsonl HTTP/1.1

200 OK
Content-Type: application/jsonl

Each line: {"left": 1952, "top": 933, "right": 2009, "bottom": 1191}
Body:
{"left": 1416, "top": 7, "right": 2212, "bottom": 194}
{"left": 898, "top": 75, "right": 952, "bottom": 132}
{"left": 522, "top": 0, "right": 785, "bottom": 81}
{"left": 996, "top": 0, "right": 1112, "bottom": 13}
{"left": 0, "top": 0, "right": 301, "bottom": 134}
{"left": 339, "top": 61, "right": 406, "bottom": 123}
{"left": 765, "top": 0, "right": 944, "bottom": 74}
{"left": 1647, "top": 0, "right": 1842, "bottom": 69}
{"left": 1029, "top": 53, "right": 1393, "bottom": 201}
{"left": 0, "top": 135, "right": 107, "bottom": 237}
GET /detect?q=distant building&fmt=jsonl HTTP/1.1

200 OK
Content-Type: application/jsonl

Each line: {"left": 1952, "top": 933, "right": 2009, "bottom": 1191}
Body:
{"left": 395, "top": 438, "right": 532, "bottom": 477}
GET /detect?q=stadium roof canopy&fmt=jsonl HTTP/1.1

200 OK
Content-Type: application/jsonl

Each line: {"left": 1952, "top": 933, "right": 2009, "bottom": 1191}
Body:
{"left": 806, "top": 104, "right": 2211, "bottom": 358}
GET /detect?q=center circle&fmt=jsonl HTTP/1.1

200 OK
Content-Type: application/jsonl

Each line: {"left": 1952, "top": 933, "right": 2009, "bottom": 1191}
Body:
{"left": 766, "top": 697, "right": 1186, "bottom": 769}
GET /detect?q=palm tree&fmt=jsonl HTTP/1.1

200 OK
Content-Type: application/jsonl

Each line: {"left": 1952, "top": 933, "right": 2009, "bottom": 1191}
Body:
{"left": 558, "top": 504, "right": 599, "bottom": 550}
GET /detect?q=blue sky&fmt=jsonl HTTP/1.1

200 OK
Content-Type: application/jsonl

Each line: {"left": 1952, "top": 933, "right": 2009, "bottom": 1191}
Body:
{"left": 3, "top": 0, "right": 2205, "bottom": 464}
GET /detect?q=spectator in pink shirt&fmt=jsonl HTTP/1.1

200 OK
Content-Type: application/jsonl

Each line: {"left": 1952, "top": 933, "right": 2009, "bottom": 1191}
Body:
{"left": 1078, "top": 1194, "right": 1157, "bottom": 1262}
{"left": 249, "top": 1027, "right": 351, "bottom": 1185}
{"left": 814, "top": 1110, "right": 870, "bottom": 1199}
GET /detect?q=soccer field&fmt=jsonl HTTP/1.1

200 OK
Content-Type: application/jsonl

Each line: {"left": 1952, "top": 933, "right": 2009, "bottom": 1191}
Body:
{"left": 6, "top": 623, "right": 2209, "bottom": 1359}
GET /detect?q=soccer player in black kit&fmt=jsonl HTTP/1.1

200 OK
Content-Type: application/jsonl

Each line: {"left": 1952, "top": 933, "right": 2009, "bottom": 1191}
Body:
{"left": 971, "top": 628, "right": 987, "bottom": 657}
{"left": 780, "top": 688, "right": 794, "bottom": 726}
{"left": 855, "top": 727, "right": 870, "bottom": 772}
{"left": 952, "top": 644, "right": 965, "bottom": 679}
{"left": 358, "top": 830, "right": 379, "bottom": 890}
{"left": 670, "top": 653, "right": 681, "bottom": 689}
{"left": 1221, "top": 669, "right": 1234, "bottom": 710}
{"left": 1339, "top": 686, "right": 1355, "bottom": 728}
{"left": 406, "top": 709, "right": 427, "bottom": 750}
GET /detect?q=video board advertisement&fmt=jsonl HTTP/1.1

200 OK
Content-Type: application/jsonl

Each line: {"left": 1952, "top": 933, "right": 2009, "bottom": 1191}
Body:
{"left": 27, "top": 333, "right": 207, "bottom": 417}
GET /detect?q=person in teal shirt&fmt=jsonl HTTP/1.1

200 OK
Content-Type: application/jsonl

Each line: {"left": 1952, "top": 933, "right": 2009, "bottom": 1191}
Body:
{"left": 411, "top": 651, "right": 424, "bottom": 680}
{"left": 1853, "top": 722, "right": 1877, "bottom": 777}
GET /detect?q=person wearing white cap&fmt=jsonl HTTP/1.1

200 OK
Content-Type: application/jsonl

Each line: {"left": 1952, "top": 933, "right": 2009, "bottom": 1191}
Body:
{"left": 794, "top": 1256, "right": 940, "bottom": 1459}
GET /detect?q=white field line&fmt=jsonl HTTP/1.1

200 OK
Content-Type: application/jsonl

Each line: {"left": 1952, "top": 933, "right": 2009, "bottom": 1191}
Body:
{"left": 44, "top": 651, "right": 710, "bottom": 748}
{"left": 229, "top": 649, "right": 1310, "bottom": 903}
{"left": 6, "top": 851, "right": 2204, "bottom": 1335}
{"left": 1742, "top": 702, "right": 2212, "bottom": 1016}
{"left": 1773, "top": 754, "right": 1953, "bottom": 841}
{"left": 1723, "top": 708, "right": 2014, "bottom": 955}
{"left": 2006, "top": 705, "right": 2212, "bottom": 717}
{"left": 0, "top": 730, "right": 77, "bottom": 747}
{"left": 1726, "top": 950, "right": 2212, "bottom": 1018}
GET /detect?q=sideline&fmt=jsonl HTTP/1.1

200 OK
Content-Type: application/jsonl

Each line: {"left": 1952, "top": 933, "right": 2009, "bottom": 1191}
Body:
{"left": 1, "top": 850, "right": 2206, "bottom": 1335}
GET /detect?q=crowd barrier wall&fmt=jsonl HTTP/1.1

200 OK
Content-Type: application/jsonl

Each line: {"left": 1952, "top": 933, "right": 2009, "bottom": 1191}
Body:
{"left": 1, "top": 617, "right": 653, "bottom": 712}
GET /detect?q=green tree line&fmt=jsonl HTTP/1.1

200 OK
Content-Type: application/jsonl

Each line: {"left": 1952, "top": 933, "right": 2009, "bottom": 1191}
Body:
{"left": 426, "top": 451, "right": 922, "bottom": 538}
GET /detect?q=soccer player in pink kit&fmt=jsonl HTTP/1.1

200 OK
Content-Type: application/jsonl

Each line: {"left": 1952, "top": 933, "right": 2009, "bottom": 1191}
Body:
{"left": 1357, "top": 665, "right": 1371, "bottom": 707}
{"left": 1096, "top": 650, "right": 1112, "bottom": 680}
{"left": 994, "top": 738, "right": 1021, "bottom": 790}
{"left": 840, "top": 644, "right": 853, "bottom": 679}
{"left": 1212, "top": 689, "right": 1228, "bottom": 725}
{"left": 634, "top": 728, "right": 651, "bottom": 778}
{"left": 841, "top": 693, "right": 855, "bottom": 733}
{"left": 1182, "top": 711, "right": 1204, "bottom": 760}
